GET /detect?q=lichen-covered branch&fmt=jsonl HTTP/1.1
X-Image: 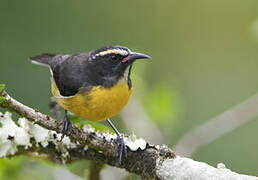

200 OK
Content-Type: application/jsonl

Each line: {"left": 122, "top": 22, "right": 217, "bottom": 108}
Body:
{"left": 157, "top": 157, "right": 257, "bottom": 180}
{"left": 0, "top": 91, "right": 257, "bottom": 180}
{"left": 0, "top": 91, "right": 174, "bottom": 179}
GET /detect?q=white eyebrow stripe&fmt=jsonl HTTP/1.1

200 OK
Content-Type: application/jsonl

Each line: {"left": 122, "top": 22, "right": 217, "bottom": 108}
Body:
{"left": 97, "top": 49, "right": 129, "bottom": 56}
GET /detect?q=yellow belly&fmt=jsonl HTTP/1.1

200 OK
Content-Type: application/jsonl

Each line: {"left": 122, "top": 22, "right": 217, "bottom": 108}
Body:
{"left": 51, "top": 80, "right": 131, "bottom": 122}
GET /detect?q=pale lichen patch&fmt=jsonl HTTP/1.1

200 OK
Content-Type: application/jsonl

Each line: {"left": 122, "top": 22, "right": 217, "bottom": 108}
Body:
{"left": 104, "top": 132, "right": 117, "bottom": 142}
{"left": 217, "top": 162, "right": 226, "bottom": 169}
{"left": 125, "top": 134, "right": 147, "bottom": 151}
{"left": 0, "top": 112, "right": 31, "bottom": 157}
{"left": 84, "top": 145, "right": 88, "bottom": 151}
{"left": 0, "top": 112, "right": 77, "bottom": 159}
{"left": 30, "top": 123, "right": 51, "bottom": 147}
{"left": 82, "top": 125, "right": 95, "bottom": 134}
{"left": 0, "top": 141, "right": 17, "bottom": 157}
{"left": 62, "top": 136, "right": 76, "bottom": 149}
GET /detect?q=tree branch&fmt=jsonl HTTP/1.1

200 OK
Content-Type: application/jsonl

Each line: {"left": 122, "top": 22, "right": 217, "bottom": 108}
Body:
{"left": 0, "top": 91, "right": 174, "bottom": 179}
{"left": 0, "top": 91, "right": 257, "bottom": 180}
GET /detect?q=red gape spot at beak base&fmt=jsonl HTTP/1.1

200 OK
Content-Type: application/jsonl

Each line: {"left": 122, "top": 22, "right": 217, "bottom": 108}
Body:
{"left": 122, "top": 56, "right": 130, "bottom": 63}
{"left": 122, "top": 52, "right": 151, "bottom": 63}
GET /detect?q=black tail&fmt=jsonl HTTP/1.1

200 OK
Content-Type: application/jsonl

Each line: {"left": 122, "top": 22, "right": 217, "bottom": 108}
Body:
{"left": 29, "top": 53, "right": 56, "bottom": 67}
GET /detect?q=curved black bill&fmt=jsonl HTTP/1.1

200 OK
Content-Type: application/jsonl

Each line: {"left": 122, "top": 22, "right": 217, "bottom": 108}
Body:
{"left": 129, "top": 52, "right": 151, "bottom": 61}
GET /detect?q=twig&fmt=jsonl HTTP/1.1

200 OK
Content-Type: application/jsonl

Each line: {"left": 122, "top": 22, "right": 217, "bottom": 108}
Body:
{"left": 174, "top": 93, "right": 258, "bottom": 157}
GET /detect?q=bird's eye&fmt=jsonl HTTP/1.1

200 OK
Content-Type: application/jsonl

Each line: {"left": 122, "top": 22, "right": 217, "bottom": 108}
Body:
{"left": 111, "top": 55, "right": 116, "bottom": 60}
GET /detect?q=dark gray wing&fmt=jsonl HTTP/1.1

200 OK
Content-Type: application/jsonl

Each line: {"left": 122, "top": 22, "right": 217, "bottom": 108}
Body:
{"left": 52, "top": 53, "right": 101, "bottom": 96}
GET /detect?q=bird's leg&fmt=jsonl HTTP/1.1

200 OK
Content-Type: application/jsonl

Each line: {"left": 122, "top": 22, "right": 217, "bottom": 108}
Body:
{"left": 106, "top": 118, "right": 127, "bottom": 165}
{"left": 49, "top": 97, "right": 61, "bottom": 120}
{"left": 60, "top": 110, "right": 71, "bottom": 141}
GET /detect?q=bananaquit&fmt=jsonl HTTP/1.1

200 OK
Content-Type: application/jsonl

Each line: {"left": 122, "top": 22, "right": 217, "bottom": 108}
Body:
{"left": 29, "top": 45, "right": 150, "bottom": 164}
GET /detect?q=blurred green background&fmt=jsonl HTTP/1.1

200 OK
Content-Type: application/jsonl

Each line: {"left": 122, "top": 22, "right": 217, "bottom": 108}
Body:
{"left": 1, "top": 0, "right": 258, "bottom": 179}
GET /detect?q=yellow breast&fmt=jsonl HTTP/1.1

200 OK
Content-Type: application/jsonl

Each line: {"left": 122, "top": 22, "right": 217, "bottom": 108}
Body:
{"left": 51, "top": 79, "right": 131, "bottom": 122}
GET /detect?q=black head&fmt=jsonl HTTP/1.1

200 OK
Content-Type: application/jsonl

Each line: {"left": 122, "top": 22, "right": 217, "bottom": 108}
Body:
{"left": 89, "top": 45, "right": 150, "bottom": 76}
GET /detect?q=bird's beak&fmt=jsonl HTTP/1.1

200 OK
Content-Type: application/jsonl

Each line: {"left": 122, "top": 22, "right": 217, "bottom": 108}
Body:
{"left": 129, "top": 52, "right": 151, "bottom": 61}
{"left": 122, "top": 52, "right": 151, "bottom": 63}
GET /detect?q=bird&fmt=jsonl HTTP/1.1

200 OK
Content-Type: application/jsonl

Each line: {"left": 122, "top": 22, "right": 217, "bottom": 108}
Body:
{"left": 29, "top": 45, "right": 150, "bottom": 165}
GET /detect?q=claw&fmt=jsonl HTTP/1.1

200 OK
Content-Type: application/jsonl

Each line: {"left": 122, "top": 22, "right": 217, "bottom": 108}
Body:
{"left": 60, "top": 110, "right": 71, "bottom": 141}
{"left": 106, "top": 118, "right": 127, "bottom": 165}
{"left": 116, "top": 135, "right": 127, "bottom": 165}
